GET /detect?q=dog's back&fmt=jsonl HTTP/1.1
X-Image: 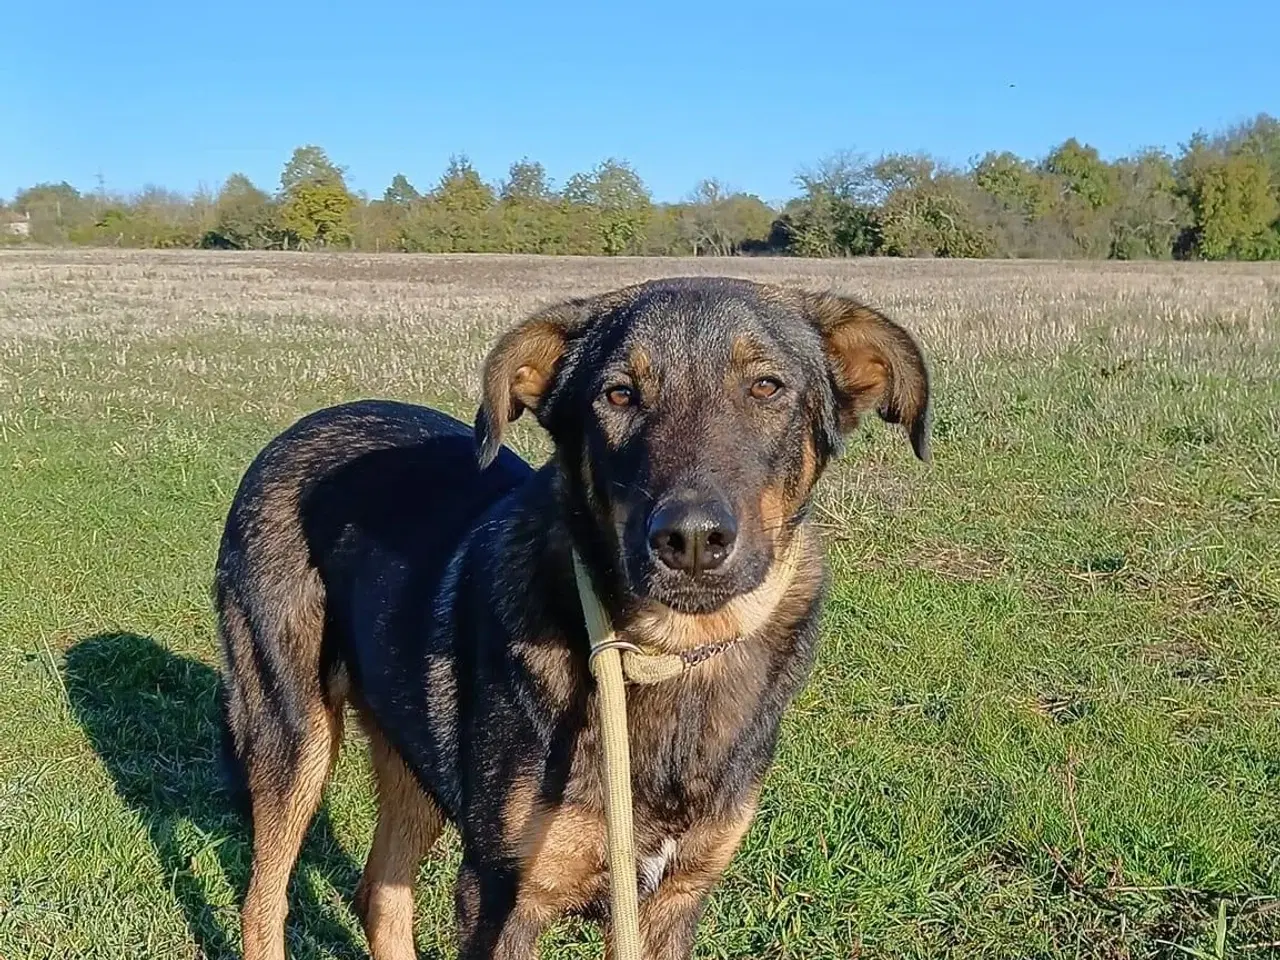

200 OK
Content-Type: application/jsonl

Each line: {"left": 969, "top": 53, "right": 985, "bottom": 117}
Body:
{"left": 214, "top": 398, "right": 527, "bottom": 847}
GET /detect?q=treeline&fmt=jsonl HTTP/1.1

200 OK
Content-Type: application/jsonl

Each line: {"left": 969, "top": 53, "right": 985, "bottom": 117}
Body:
{"left": 5, "top": 114, "right": 1279, "bottom": 260}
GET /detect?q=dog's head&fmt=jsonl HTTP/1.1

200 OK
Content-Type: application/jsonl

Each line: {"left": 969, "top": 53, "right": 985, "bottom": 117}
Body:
{"left": 475, "top": 277, "right": 930, "bottom": 616}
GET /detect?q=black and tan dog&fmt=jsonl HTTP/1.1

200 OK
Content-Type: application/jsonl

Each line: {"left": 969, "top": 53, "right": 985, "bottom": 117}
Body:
{"left": 215, "top": 276, "right": 931, "bottom": 960}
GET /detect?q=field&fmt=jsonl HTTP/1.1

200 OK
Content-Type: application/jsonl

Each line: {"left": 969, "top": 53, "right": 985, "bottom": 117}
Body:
{"left": 1, "top": 249, "right": 1278, "bottom": 959}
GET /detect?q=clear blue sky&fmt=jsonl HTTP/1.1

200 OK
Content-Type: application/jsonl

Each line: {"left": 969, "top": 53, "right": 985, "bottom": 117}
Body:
{"left": 3, "top": 0, "right": 1276, "bottom": 204}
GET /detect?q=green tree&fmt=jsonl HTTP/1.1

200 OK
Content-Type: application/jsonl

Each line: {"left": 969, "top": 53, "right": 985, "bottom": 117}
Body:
{"left": 501, "top": 159, "right": 553, "bottom": 203}
{"left": 277, "top": 145, "right": 355, "bottom": 249}
{"left": 13, "top": 182, "right": 90, "bottom": 244}
{"left": 786, "top": 152, "right": 881, "bottom": 257}
{"left": 1043, "top": 139, "right": 1118, "bottom": 210}
{"left": 878, "top": 170, "right": 993, "bottom": 258}
{"left": 281, "top": 145, "right": 346, "bottom": 194}
{"left": 498, "top": 160, "right": 561, "bottom": 253}
{"left": 400, "top": 156, "right": 497, "bottom": 252}
{"left": 1176, "top": 116, "right": 1280, "bottom": 259}
{"left": 679, "top": 180, "right": 775, "bottom": 256}
{"left": 435, "top": 157, "right": 495, "bottom": 216}
{"left": 383, "top": 174, "right": 422, "bottom": 208}
{"left": 1180, "top": 150, "right": 1278, "bottom": 259}
{"left": 974, "top": 151, "right": 1054, "bottom": 222}
{"left": 127, "top": 185, "right": 204, "bottom": 247}
{"left": 205, "top": 174, "right": 275, "bottom": 249}
{"left": 279, "top": 181, "right": 355, "bottom": 248}
{"left": 564, "top": 159, "right": 651, "bottom": 255}
{"left": 1107, "top": 150, "right": 1186, "bottom": 259}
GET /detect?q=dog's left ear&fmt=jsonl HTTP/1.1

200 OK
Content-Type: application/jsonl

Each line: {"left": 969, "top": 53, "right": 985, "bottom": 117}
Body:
{"left": 803, "top": 292, "right": 932, "bottom": 461}
{"left": 474, "top": 297, "right": 600, "bottom": 468}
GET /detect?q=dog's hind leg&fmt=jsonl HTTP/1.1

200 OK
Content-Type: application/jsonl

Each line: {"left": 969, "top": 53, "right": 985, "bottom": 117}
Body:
{"left": 354, "top": 718, "right": 445, "bottom": 960}
{"left": 238, "top": 695, "right": 344, "bottom": 960}
{"left": 218, "top": 566, "right": 345, "bottom": 960}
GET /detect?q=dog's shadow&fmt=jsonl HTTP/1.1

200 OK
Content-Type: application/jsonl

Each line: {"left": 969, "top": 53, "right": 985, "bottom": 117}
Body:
{"left": 65, "top": 632, "right": 369, "bottom": 959}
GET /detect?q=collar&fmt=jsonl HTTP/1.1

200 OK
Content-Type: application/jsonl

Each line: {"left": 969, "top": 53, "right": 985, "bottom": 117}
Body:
{"left": 572, "top": 550, "right": 743, "bottom": 686}
{"left": 590, "top": 635, "right": 744, "bottom": 685}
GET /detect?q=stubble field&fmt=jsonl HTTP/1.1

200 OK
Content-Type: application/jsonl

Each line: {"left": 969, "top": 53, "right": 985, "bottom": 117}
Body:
{"left": 1, "top": 249, "right": 1278, "bottom": 959}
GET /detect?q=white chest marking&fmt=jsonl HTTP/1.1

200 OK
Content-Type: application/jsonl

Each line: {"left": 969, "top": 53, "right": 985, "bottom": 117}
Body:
{"left": 639, "top": 837, "right": 678, "bottom": 894}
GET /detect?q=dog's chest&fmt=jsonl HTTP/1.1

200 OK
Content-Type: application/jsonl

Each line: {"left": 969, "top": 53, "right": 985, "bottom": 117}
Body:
{"left": 637, "top": 835, "right": 679, "bottom": 896}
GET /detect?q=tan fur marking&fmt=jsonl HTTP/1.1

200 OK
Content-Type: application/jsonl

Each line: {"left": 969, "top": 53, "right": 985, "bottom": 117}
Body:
{"left": 797, "top": 431, "right": 819, "bottom": 496}
{"left": 355, "top": 718, "right": 445, "bottom": 960}
{"left": 241, "top": 705, "right": 343, "bottom": 960}
{"left": 803, "top": 292, "right": 930, "bottom": 444}
{"left": 516, "top": 641, "right": 577, "bottom": 705}
{"left": 758, "top": 485, "right": 788, "bottom": 550}
{"left": 484, "top": 319, "right": 570, "bottom": 426}
{"left": 828, "top": 337, "right": 891, "bottom": 410}
{"left": 510, "top": 364, "right": 550, "bottom": 415}
{"left": 628, "top": 345, "right": 659, "bottom": 398}
{"left": 726, "top": 335, "right": 778, "bottom": 390}
{"left": 503, "top": 782, "right": 607, "bottom": 918}
{"left": 674, "top": 797, "right": 759, "bottom": 887}
{"left": 628, "top": 527, "right": 821, "bottom": 653}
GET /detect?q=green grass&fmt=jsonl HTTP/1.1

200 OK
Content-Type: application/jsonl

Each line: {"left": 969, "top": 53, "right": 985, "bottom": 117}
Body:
{"left": 1, "top": 251, "right": 1278, "bottom": 958}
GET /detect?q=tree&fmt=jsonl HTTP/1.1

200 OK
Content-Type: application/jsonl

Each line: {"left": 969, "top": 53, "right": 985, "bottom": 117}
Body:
{"left": 501, "top": 159, "right": 553, "bottom": 203}
{"left": 679, "top": 180, "right": 775, "bottom": 256}
{"left": 877, "top": 167, "right": 993, "bottom": 258}
{"left": 1180, "top": 150, "right": 1278, "bottom": 259}
{"left": 1175, "top": 120, "right": 1280, "bottom": 260}
{"left": 564, "top": 159, "right": 651, "bottom": 255}
{"left": 383, "top": 174, "right": 421, "bottom": 208}
{"left": 684, "top": 179, "right": 735, "bottom": 256}
{"left": 205, "top": 174, "right": 275, "bottom": 249}
{"left": 435, "top": 156, "right": 495, "bottom": 216}
{"left": 1043, "top": 139, "right": 1118, "bottom": 211}
{"left": 13, "top": 182, "right": 90, "bottom": 244}
{"left": 786, "top": 152, "right": 882, "bottom": 257}
{"left": 12, "top": 116, "right": 1280, "bottom": 260}
{"left": 278, "top": 181, "right": 355, "bottom": 248}
{"left": 1210, "top": 113, "right": 1280, "bottom": 184}
{"left": 1107, "top": 150, "right": 1186, "bottom": 260}
{"left": 498, "top": 160, "right": 561, "bottom": 254}
{"left": 974, "top": 151, "right": 1054, "bottom": 222}
{"left": 399, "top": 156, "right": 497, "bottom": 253}
{"left": 276, "top": 145, "right": 355, "bottom": 249}
{"left": 127, "top": 185, "right": 204, "bottom": 248}
{"left": 280, "top": 145, "right": 346, "bottom": 195}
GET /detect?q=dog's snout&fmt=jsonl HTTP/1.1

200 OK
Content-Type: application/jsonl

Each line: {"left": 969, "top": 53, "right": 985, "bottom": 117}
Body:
{"left": 647, "top": 496, "right": 738, "bottom": 575}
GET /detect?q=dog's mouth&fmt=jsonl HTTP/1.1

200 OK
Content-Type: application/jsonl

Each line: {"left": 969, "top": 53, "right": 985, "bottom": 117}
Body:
{"left": 620, "top": 539, "right": 772, "bottom": 616}
{"left": 636, "top": 573, "right": 740, "bottom": 615}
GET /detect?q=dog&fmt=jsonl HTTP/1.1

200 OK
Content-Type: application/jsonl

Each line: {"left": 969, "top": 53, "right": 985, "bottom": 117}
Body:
{"left": 214, "top": 276, "right": 931, "bottom": 960}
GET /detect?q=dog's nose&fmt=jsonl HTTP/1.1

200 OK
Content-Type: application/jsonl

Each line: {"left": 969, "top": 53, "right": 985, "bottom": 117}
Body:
{"left": 647, "top": 497, "right": 738, "bottom": 575}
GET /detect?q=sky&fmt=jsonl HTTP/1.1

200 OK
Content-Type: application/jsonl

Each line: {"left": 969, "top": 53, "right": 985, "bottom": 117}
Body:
{"left": 3, "top": 1, "right": 1277, "bottom": 205}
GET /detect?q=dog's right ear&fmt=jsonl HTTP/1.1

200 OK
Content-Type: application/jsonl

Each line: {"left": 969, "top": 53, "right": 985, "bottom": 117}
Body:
{"left": 474, "top": 298, "right": 599, "bottom": 468}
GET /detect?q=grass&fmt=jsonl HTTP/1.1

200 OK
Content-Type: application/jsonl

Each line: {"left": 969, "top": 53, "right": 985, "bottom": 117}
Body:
{"left": 1, "top": 249, "right": 1278, "bottom": 959}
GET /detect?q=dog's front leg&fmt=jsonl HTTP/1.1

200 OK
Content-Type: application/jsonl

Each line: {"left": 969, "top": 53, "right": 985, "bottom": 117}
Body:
{"left": 633, "top": 803, "right": 760, "bottom": 959}
{"left": 630, "top": 875, "right": 713, "bottom": 959}
{"left": 455, "top": 858, "right": 549, "bottom": 960}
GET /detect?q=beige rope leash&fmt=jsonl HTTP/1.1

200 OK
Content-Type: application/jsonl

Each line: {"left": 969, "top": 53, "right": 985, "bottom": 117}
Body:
{"left": 571, "top": 550, "right": 752, "bottom": 958}
{"left": 572, "top": 550, "right": 644, "bottom": 960}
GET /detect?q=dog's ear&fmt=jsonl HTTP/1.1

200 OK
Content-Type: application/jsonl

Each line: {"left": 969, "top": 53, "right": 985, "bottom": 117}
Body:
{"left": 474, "top": 297, "right": 600, "bottom": 468}
{"left": 803, "top": 292, "right": 932, "bottom": 461}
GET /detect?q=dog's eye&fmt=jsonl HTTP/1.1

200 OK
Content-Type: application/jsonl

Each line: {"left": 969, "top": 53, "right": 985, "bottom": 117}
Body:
{"left": 605, "top": 385, "right": 636, "bottom": 407}
{"left": 749, "top": 377, "right": 783, "bottom": 400}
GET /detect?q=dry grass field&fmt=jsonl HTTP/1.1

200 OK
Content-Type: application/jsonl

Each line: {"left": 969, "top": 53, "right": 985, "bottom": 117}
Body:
{"left": 1, "top": 250, "right": 1278, "bottom": 959}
